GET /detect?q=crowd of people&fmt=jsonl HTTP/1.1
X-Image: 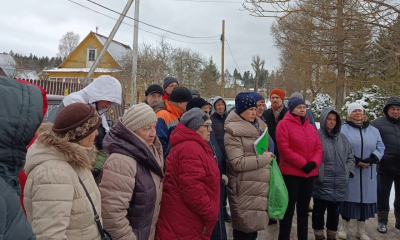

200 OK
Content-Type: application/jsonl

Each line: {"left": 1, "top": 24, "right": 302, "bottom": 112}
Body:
{"left": 0, "top": 74, "right": 399, "bottom": 240}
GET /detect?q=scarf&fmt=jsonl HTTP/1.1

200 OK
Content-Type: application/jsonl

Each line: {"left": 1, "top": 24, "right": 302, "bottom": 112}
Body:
{"left": 272, "top": 105, "right": 284, "bottom": 123}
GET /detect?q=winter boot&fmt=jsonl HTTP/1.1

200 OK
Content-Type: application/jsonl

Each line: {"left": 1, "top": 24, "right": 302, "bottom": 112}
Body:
{"left": 337, "top": 220, "right": 348, "bottom": 239}
{"left": 356, "top": 221, "right": 371, "bottom": 240}
{"left": 395, "top": 211, "right": 400, "bottom": 230}
{"left": 314, "top": 229, "right": 325, "bottom": 240}
{"left": 327, "top": 229, "right": 337, "bottom": 240}
{"left": 377, "top": 211, "right": 388, "bottom": 233}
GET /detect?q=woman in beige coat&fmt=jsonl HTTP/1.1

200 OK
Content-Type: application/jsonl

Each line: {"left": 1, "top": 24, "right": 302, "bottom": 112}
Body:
{"left": 224, "top": 92, "right": 273, "bottom": 240}
{"left": 100, "top": 103, "right": 164, "bottom": 240}
{"left": 24, "top": 103, "right": 103, "bottom": 240}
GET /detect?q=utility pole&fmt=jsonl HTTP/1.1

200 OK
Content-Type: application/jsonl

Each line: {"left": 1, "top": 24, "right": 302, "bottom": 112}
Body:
{"left": 86, "top": 0, "right": 134, "bottom": 83}
{"left": 130, "top": 0, "right": 140, "bottom": 105}
{"left": 220, "top": 20, "right": 225, "bottom": 97}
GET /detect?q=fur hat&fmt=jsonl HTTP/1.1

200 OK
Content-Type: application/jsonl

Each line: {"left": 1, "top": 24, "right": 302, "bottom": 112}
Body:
{"left": 181, "top": 108, "right": 209, "bottom": 131}
{"left": 53, "top": 103, "right": 102, "bottom": 142}
{"left": 121, "top": 103, "right": 157, "bottom": 132}
{"left": 270, "top": 88, "right": 285, "bottom": 101}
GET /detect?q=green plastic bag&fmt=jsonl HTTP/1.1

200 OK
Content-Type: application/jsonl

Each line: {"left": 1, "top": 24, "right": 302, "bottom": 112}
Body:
{"left": 268, "top": 157, "right": 288, "bottom": 219}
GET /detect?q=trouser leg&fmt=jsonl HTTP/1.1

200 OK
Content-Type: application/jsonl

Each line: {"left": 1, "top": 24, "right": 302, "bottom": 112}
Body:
{"left": 326, "top": 201, "right": 341, "bottom": 231}
{"left": 296, "top": 177, "right": 315, "bottom": 240}
{"left": 312, "top": 198, "right": 328, "bottom": 230}
{"left": 377, "top": 173, "right": 393, "bottom": 212}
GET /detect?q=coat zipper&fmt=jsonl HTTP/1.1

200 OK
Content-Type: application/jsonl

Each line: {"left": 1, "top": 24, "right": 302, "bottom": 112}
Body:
{"left": 359, "top": 128, "right": 364, "bottom": 203}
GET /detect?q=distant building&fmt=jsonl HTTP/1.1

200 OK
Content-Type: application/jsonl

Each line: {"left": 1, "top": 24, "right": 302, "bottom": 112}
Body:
{"left": 0, "top": 53, "right": 39, "bottom": 79}
{"left": 43, "top": 31, "right": 132, "bottom": 83}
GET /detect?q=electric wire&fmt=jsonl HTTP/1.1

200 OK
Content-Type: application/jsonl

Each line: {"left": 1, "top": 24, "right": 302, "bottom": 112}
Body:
{"left": 66, "top": 0, "right": 220, "bottom": 45}
{"left": 86, "top": 0, "right": 220, "bottom": 39}
{"left": 225, "top": 39, "right": 241, "bottom": 73}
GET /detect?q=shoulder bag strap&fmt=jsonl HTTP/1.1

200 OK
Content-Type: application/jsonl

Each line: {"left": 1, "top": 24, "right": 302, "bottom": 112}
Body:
{"left": 78, "top": 176, "right": 107, "bottom": 239}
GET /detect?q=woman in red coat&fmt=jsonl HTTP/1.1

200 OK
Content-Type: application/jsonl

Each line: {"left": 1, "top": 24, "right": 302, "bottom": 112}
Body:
{"left": 156, "top": 108, "right": 220, "bottom": 240}
{"left": 276, "top": 97, "right": 323, "bottom": 240}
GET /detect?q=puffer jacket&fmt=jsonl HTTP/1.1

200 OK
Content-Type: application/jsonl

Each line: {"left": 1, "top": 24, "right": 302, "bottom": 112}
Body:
{"left": 100, "top": 121, "right": 164, "bottom": 240}
{"left": 312, "top": 107, "right": 355, "bottom": 202}
{"left": 224, "top": 111, "right": 272, "bottom": 233}
{"left": 156, "top": 123, "right": 220, "bottom": 240}
{"left": 210, "top": 96, "right": 228, "bottom": 174}
{"left": 371, "top": 97, "right": 400, "bottom": 175}
{"left": 276, "top": 112, "right": 323, "bottom": 178}
{"left": 24, "top": 123, "right": 102, "bottom": 240}
{"left": 0, "top": 76, "right": 42, "bottom": 240}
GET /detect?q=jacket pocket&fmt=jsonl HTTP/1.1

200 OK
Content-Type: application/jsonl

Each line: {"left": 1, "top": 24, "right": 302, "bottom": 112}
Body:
{"left": 236, "top": 172, "right": 243, "bottom": 195}
{"left": 317, "top": 163, "right": 324, "bottom": 183}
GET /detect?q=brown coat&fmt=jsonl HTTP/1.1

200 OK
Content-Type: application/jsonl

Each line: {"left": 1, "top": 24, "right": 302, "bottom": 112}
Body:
{"left": 24, "top": 123, "right": 102, "bottom": 240}
{"left": 224, "top": 111, "right": 272, "bottom": 233}
{"left": 100, "top": 121, "right": 164, "bottom": 240}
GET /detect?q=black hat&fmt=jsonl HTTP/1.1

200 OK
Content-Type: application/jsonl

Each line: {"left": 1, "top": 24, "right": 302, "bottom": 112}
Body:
{"left": 186, "top": 97, "right": 212, "bottom": 111}
{"left": 288, "top": 97, "right": 305, "bottom": 112}
{"left": 145, "top": 84, "right": 163, "bottom": 96}
{"left": 163, "top": 77, "right": 179, "bottom": 90}
{"left": 169, "top": 87, "right": 192, "bottom": 103}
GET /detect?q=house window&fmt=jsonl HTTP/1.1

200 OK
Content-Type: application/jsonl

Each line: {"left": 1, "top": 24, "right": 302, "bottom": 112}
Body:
{"left": 88, "top": 49, "right": 96, "bottom": 61}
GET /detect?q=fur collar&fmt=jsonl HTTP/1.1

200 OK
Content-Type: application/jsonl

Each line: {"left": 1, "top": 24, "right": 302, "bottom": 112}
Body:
{"left": 35, "top": 122, "right": 96, "bottom": 170}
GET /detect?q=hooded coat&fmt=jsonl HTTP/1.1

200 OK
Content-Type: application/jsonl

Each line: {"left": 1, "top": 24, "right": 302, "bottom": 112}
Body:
{"left": 47, "top": 75, "right": 122, "bottom": 132}
{"left": 341, "top": 121, "right": 385, "bottom": 203}
{"left": 100, "top": 121, "right": 164, "bottom": 240}
{"left": 276, "top": 112, "right": 323, "bottom": 178}
{"left": 156, "top": 123, "right": 220, "bottom": 240}
{"left": 371, "top": 97, "right": 400, "bottom": 175}
{"left": 210, "top": 96, "right": 228, "bottom": 174}
{"left": 224, "top": 111, "right": 272, "bottom": 233}
{"left": 0, "top": 76, "right": 42, "bottom": 240}
{"left": 24, "top": 123, "right": 102, "bottom": 240}
{"left": 312, "top": 108, "right": 356, "bottom": 202}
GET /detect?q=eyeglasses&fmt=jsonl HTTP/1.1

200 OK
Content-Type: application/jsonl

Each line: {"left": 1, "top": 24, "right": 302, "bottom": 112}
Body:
{"left": 203, "top": 110, "right": 212, "bottom": 115}
{"left": 201, "top": 123, "right": 212, "bottom": 131}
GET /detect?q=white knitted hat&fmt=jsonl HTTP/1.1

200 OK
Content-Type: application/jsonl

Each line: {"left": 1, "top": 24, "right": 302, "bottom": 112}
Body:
{"left": 347, "top": 102, "right": 364, "bottom": 116}
{"left": 121, "top": 103, "right": 157, "bottom": 132}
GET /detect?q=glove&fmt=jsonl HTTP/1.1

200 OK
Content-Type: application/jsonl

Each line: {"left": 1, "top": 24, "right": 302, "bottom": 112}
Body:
{"left": 221, "top": 174, "right": 229, "bottom": 185}
{"left": 301, "top": 161, "right": 316, "bottom": 174}
{"left": 92, "top": 168, "right": 101, "bottom": 179}
{"left": 362, "top": 154, "right": 378, "bottom": 165}
{"left": 354, "top": 156, "right": 362, "bottom": 165}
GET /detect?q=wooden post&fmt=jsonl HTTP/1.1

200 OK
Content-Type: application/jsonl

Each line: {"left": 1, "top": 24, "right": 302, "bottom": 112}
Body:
{"left": 221, "top": 20, "right": 225, "bottom": 97}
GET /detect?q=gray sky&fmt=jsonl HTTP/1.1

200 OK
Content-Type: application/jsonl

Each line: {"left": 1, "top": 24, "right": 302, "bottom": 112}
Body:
{"left": 1, "top": 0, "right": 280, "bottom": 75}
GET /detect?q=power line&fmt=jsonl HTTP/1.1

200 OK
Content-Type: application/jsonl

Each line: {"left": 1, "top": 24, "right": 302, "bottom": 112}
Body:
{"left": 225, "top": 39, "right": 241, "bottom": 73}
{"left": 86, "top": 0, "right": 220, "bottom": 39}
{"left": 66, "top": 0, "right": 220, "bottom": 45}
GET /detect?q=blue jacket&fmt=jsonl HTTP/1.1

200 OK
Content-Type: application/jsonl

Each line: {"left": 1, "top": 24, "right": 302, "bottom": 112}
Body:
{"left": 341, "top": 121, "right": 385, "bottom": 203}
{"left": 0, "top": 77, "right": 42, "bottom": 240}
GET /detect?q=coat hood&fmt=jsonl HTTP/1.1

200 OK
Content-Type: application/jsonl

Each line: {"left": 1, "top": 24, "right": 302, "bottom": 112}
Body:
{"left": 319, "top": 107, "right": 341, "bottom": 137}
{"left": 25, "top": 123, "right": 97, "bottom": 175}
{"left": 383, "top": 97, "right": 400, "bottom": 117}
{"left": 169, "top": 123, "right": 213, "bottom": 154}
{"left": 103, "top": 121, "right": 164, "bottom": 178}
{"left": 224, "top": 110, "right": 265, "bottom": 138}
{"left": 63, "top": 75, "right": 122, "bottom": 106}
{"left": 212, "top": 96, "right": 226, "bottom": 112}
{"left": 0, "top": 77, "right": 43, "bottom": 187}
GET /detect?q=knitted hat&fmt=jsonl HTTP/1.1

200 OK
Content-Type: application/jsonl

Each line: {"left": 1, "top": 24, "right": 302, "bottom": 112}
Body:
{"left": 190, "top": 89, "right": 201, "bottom": 98}
{"left": 235, "top": 92, "right": 257, "bottom": 115}
{"left": 290, "top": 92, "right": 304, "bottom": 100}
{"left": 270, "top": 88, "right": 285, "bottom": 101}
{"left": 250, "top": 92, "right": 265, "bottom": 103}
{"left": 347, "top": 102, "right": 364, "bottom": 116}
{"left": 186, "top": 97, "right": 212, "bottom": 111}
{"left": 53, "top": 103, "right": 102, "bottom": 142}
{"left": 181, "top": 108, "right": 210, "bottom": 131}
{"left": 163, "top": 77, "right": 179, "bottom": 90}
{"left": 145, "top": 84, "right": 163, "bottom": 96}
{"left": 121, "top": 103, "right": 157, "bottom": 132}
{"left": 288, "top": 97, "right": 305, "bottom": 112}
{"left": 169, "top": 87, "right": 192, "bottom": 103}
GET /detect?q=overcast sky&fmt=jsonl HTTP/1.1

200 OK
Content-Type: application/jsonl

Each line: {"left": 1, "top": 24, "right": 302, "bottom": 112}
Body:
{"left": 1, "top": 0, "right": 280, "bottom": 75}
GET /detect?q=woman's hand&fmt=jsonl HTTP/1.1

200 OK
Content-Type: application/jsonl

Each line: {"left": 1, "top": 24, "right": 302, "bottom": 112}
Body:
{"left": 357, "top": 162, "right": 370, "bottom": 168}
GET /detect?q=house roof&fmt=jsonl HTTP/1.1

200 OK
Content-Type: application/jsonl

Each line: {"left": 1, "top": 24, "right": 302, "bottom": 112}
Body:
{"left": 0, "top": 53, "right": 16, "bottom": 69}
{"left": 44, "top": 68, "right": 121, "bottom": 73}
{"left": 92, "top": 32, "right": 131, "bottom": 67}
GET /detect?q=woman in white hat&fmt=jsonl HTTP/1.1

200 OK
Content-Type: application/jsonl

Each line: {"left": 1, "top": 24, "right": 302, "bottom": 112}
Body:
{"left": 338, "top": 102, "right": 385, "bottom": 240}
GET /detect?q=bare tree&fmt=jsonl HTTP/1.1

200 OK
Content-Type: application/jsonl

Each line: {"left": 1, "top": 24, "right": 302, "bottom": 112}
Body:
{"left": 251, "top": 55, "right": 265, "bottom": 92}
{"left": 58, "top": 32, "right": 80, "bottom": 60}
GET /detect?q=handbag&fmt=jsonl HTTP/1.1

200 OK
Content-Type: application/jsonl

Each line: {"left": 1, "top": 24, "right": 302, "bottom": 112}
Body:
{"left": 78, "top": 176, "right": 112, "bottom": 240}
